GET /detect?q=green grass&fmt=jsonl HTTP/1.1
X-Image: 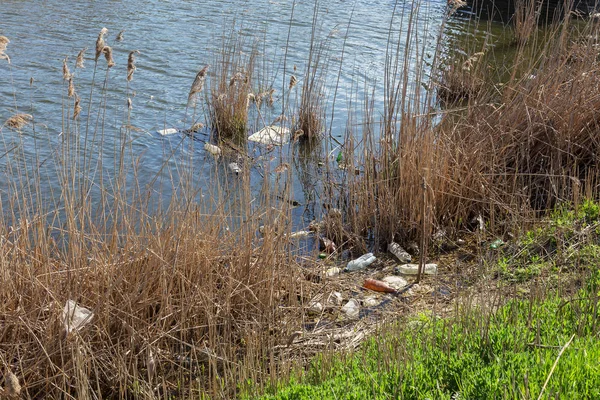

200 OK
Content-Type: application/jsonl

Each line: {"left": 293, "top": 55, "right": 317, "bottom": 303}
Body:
{"left": 247, "top": 202, "right": 600, "bottom": 399}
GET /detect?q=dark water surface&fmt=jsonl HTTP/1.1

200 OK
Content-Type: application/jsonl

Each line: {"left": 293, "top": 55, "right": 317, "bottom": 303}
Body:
{"left": 0, "top": 0, "right": 450, "bottom": 231}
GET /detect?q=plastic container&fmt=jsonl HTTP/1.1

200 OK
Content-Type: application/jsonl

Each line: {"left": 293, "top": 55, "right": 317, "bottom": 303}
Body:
{"left": 388, "top": 242, "right": 412, "bottom": 263}
{"left": 394, "top": 263, "right": 438, "bottom": 275}
{"left": 228, "top": 162, "right": 242, "bottom": 175}
{"left": 344, "top": 253, "right": 376, "bottom": 272}
{"left": 204, "top": 143, "right": 221, "bottom": 156}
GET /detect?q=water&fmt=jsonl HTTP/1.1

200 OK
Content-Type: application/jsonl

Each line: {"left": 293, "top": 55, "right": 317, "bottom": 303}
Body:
{"left": 0, "top": 0, "right": 449, "bottom": 232}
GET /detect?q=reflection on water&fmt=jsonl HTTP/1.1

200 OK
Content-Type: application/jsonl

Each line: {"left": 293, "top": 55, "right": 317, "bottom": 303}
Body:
{"left": 0, "top": 0, "right": 448, "bottom": 230}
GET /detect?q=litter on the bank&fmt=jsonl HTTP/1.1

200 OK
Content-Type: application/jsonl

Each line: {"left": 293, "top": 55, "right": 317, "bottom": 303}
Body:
{"left": 157, "top": 128, "right": 178, "bottom": 136}
{"left": 63, "top": 300, "right": 94, "bottom": 334}
{"left": 248, "top": 125, "right": 290, "bottom": 145}
{"left": 388, "top": 242, "right": 412, "bottom": 263}
{"left": 394, "top": 263, "right": 438, "bottom": 275}
{"left": 345, "top": 253, "right": 376, "bottom": 272}
{"left": 363, "top": 278, "right": 397, "bottom": 294}
{"left": 341, "top": 299, "right": 360, "bottom": 318}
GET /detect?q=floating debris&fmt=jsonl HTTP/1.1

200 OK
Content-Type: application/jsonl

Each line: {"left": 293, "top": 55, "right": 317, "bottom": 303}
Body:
{"left": 157, "top": 128, "right": 178, "bottom": 136}
{"left": 204, "top": 143, "right": 222, "bottom": 156}
{"left": 288, "top": 230, "right": 311, "bottom": 239}
{"left": 248, "top": 125, "right": 290, "bottom": 145}
{"left": 228, "top": 162, "right": 242, "bottom": 175}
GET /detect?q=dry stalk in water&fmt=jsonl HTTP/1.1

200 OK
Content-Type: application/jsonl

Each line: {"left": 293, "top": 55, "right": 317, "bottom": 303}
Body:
{"left": 95, "top": 27, "right": 108, "bottom": 61}
{"left": 5, "top": 113, "right": 33, "bottom": 129}
{"left": 229, "top": 72, "right": 245, "bottom": 86}
{"left": 127, "top": 50, "right": 139, "bottom": 81}
{"left": 188, "top": 65, "right": 209, "bottom": 106}
{"left": 76, "top": 47, "right": 87, "bottom": 68}
{"left": 127, "top": 97, "right": 132, "bottom": 110}
{"left": 74, "top": 96, "right": 82, "bottom": 119}
{"left": 62, "top": 56, "right": 71, "bottom": 80}
{"left": 68, "top": 77, "right": 75, "bottom": 97}
{"left": 116, "top": 30, "right": 125, "bottom": 42}
{"left": 0, "top": 36, "right": 10, "bottom": 63}
{"left": 102, "top": 46, "right": 115, "bottom": 68}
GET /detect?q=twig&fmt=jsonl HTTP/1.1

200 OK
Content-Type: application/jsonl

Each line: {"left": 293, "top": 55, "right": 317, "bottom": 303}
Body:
{"left": 536, "top": 334, "right": 575, "bottom": 400}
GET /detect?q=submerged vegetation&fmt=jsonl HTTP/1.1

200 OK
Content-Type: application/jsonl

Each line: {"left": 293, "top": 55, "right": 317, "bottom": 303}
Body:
{"left": 1, "top": 0, "right": 600, "bottom": 398}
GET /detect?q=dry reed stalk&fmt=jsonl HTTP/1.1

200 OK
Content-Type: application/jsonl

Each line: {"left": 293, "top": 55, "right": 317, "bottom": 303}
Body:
{"left": 289, "top": 75, "right": 297, "bottom": 90}
{"left": 95, "top": 27, "right": 108, "bottom": 61}
{"left": 5, "top": 113, "right": 33, "bottom": 129}
{"left": 116, "top": 30, "right": 125, "bottom": 42}
{"left": 62, "top": 56, "right": 71, "bottom": 80}
{"left": 0, "top": 36, "right": 10, "bottom": 63}
{"left": 76, "top": 47, "right": 87, "bottom": 68}
{"left": 102, "top": 46, "right": 115, "bottom": 68}
{"left": 67, "top": 77, "right": 75, "bottom": 97}
{"left": 127, "top": 50, "right": 139, "bottom": 81}
{"left": 188, "top": 65, "right": 209, "bottom": 106}
{"left": 229, "top": 71, "right": 245, "bottom": 86}
{"left": 127, "top": 97, "right": 132, "bottom": 110}
{"left": 73, "top": 96, "right": 82, "bottom": 119}
{"left": 5, "top": 370, "right": 21, "bottom": 398}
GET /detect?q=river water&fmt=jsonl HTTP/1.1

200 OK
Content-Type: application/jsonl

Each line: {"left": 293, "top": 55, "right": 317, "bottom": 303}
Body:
{"left": 0, "top": 0, "right": 453, "bottom": 233}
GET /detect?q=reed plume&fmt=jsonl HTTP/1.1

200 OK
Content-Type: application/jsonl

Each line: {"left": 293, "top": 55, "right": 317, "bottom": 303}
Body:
{"left": 116, "top": 30, "right": 125, "bottom": 42}
{"left": 127, "top": 50, "right": 139, "bottom": 81}
{"left": 5, "top": 113, "right": 33, "bottom": 129}
{"left": 68, "top": 77, "right": 75, "bottom": 97}
{"left": 95, "top": 27, "right": 108, "bottom": 61}
{"left": 127, "top": 97, "right": 132, "bottom": 109}
{"left": 102, "top": 46, "right": 115, "bottom": 68}
{"left": 73, "top": 96, "right": 82, "bottom": 119}
{"left": 76, "top": 47, "right": 87, "bottom": 68}
{"left": 62, "top": 56, "right": 71, "bottom": 80}
{"left": 188, "top": 65, "right": 209, "bottom": 106}
{"left": 289, "top": 75, "right": 297, "bottom": 90}
{"left": 0, "top": 36, "right": 10, "bottom": 63}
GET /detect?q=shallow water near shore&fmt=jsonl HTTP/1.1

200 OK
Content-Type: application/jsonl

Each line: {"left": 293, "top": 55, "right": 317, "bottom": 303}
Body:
{"left": 1, "top": 0, "right": 482, "bottom": 235}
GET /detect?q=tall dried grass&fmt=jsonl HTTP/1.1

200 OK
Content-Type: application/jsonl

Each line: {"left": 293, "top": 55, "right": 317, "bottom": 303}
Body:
{"left": 207, "top": 33, "right": 257, "bottom": 144}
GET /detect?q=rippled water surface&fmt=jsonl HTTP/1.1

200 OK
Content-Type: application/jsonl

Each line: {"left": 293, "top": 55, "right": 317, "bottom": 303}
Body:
{"left": 1, "top": 0, "right": 449, "bottom": 228}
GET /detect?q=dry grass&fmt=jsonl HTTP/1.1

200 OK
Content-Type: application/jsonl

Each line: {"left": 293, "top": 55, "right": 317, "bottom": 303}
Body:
{"left": 341, "top": 16, "right": 600, "bottom": 250}
{"left": 209, "top": 37, "right": 256, "bottom": 144}
{"left": 4, "top": 113, "right": 33, "bottom": 130}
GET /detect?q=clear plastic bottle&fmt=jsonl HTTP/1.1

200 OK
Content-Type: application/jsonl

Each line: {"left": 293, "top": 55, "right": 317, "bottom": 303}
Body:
{"left": 388, "top": 242, "right": 412, "bottom": 263}
{"left": 344, "top": 253, "right": 376, "bottom": 272}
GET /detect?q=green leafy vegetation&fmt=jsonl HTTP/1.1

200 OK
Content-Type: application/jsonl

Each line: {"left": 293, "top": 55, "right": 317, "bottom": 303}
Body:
{"left": 249, "top": 205, "right": 600, "bottom": 399}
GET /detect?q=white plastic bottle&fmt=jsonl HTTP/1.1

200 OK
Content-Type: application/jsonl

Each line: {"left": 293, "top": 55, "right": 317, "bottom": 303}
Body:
{"left": 345, "top": 253, "right": 376, "bottom": 272}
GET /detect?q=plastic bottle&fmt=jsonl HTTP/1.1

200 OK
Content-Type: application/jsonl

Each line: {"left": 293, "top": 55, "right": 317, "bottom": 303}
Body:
{"left": 394, "top": 263, "right": 438, "bottom": 275}
{"left": 388, "top": 242, "right": 412, "bottom": 263}
{"left": 344, "top": 253, "right": 376, "bottom": 272}
{"left": 228, "top": 162, "right": 242, "bottom": 175}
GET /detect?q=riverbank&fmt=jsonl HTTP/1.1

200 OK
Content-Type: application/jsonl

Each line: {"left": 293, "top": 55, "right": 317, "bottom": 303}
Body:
{"left": 1, "top": 3, "right": 600, "bottom": 399}
{"left": 247, "top": 200, "right": 600, "bottom": 399}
